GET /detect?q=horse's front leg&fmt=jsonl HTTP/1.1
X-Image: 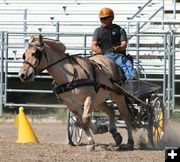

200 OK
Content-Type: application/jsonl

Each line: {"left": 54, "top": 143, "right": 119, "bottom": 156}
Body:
{"left": 82, "top": 96, "right": 96, "bottom": 150}
{"left": 63, "top": 100, "right": 95, "bottom": 151}
{"left": 83, "top": 97, "right": 116, "bottom": 134}
{"left": 72, "top": 111, "right": 95, "bottom": 151}
{"left": 82, "top": 96, "right": 93, "bottom": 124}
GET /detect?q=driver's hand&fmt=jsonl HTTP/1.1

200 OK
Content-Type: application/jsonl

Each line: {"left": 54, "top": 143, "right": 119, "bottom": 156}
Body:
{"left": 95, "top": 48, "right": 102, "bottom": 54}
{"left": 112, "top": 46, "right": 119, "bottom": 53}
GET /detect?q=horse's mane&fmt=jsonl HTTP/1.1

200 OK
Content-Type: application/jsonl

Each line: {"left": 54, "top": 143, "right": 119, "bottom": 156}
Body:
{"left": 29, "top": 36, "right": 66, "bottom": 54}
{"left": 43, "top": 39, "right": 66, "bottom": 54}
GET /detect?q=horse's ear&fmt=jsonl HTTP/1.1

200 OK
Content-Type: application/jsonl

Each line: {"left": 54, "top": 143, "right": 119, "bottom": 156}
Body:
{"left": 28, "top": 35, "right": 35, "bottom": 43}
{"left": 38, "top": 34, "right": 43, "bottom": 45}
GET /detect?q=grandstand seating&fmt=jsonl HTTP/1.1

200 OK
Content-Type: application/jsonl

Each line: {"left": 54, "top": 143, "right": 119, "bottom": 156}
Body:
{"left": 0, "top": 0, "right": 179, "bottom": 35}
{"left": 0, "top": 0, "right": 179, "bottom": 62}
{"left": 0, "top": 0, "right": 164, "bottom": 31}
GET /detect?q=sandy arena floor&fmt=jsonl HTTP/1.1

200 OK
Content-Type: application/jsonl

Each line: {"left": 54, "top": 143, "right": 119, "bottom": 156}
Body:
{"left": 0, "top": 118, "right": 180, "bottom": 162}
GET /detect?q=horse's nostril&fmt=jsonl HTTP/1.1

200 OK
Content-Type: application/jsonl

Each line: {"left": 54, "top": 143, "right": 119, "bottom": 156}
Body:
{"left": 20, "top": 73, "right": 25, "bottom": 80}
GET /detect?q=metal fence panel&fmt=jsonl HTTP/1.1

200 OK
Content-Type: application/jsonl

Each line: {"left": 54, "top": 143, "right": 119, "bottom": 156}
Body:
{"left": 0, "top": 29, "right": 180, "bottom": 118}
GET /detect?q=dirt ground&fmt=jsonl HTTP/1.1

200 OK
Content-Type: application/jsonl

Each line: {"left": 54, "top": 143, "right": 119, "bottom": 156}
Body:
{"left": 0, "top": 118, "right": 180, "bottom": 162}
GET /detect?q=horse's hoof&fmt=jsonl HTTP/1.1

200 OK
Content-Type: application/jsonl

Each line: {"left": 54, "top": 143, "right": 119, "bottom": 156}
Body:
{"left": 114, "top": 133, "right": 122, "bottom": 146}
{"left": 118, "top": 144, "right": 134, "bottom": 151}
{"left": 127, "top": 139, "right": 134, "bottom": 149}
{"left": 118, "top": 139, "right": 134, "bottom": 150}
{"left": 86, "top": 144, "right": 95, "bottom": 151}
{"left": 67, "top": 140, "right": 75, "bottom": 146}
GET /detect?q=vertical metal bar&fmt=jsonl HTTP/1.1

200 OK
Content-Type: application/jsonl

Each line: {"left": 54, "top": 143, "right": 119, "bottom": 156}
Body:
{"left": 4, "top": 32, "right": 8, "bottom": 106}
{"left": 56, "top": 21, "right": 59, "bottom": 41}
{"left": 0, "top": 31, "right": 4, "bottom": 115}
{"left": 163, "top": 34, "right": 167, "bottom": 107}
{"left": 161, "top": 0, "right": 164, "bottom": 30}
{"left": 173, "top": 0, "right": 176, "bottom": 19}
{"left": 127, "top": 19, "right": 130, "bottom": 35}
{"left": 126, "top": 20, "right": 130, "bottom": 51}
{"left": 167, "top": 33, "right": 173, "bottom": 118}
{"left": 167, "top": 33, "right": 171, "bottom": 118}
{"left": 83, "top": 34, "right": 87, "bottom": 57}
{"left": 136, "top": 22, "right": 140, "bottom": 71}
{"left": 23, "top": 9, "right": 27, "bottom": 44}
{"left": 172, "top": 34, "right": 175, "bottom": 112}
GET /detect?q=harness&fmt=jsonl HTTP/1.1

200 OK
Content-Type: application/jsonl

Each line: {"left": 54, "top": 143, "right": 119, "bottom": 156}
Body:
{"left": 52, "top": 57, "right": 115, "bottom": 95}
{"left": 52, "top": 79, "right": 113, "bottom": 94}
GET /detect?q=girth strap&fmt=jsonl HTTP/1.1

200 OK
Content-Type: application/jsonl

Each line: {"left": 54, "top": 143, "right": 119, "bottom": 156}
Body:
{"left": 53, "top": 79, "right": 114, "bottom": 95}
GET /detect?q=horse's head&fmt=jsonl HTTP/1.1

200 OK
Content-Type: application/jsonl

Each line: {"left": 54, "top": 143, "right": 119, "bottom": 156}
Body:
{"left": 19, "top": 35, "right": 49, "bottom": 82}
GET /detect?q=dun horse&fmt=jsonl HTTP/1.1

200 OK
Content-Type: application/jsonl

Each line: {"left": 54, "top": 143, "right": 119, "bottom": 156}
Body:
{"left": 19, "top": 35, "right": 134, "bottom": 150}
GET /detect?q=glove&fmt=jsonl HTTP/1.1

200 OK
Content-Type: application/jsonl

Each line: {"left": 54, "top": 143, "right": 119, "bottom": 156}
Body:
{"left": 95, "top": 48, "right": 102, "bottom": 54}
{"left": 112, "top": 46, "right": 119, "bottom": 53}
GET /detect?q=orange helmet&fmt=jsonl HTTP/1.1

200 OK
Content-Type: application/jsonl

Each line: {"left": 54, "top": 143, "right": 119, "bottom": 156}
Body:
{"left": 99, "top": 7, "right": 114, "bottom": 18}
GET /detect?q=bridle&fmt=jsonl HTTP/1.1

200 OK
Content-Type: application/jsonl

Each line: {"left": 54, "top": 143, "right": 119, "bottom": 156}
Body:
{"left": 23, "top": 43, "right": 89, "bottom": 77}
{"left": 23, "top": 43, "right": 66, "bottom": 75}
{"left": 23, "top": 43, "right": 45, "bottom": 74}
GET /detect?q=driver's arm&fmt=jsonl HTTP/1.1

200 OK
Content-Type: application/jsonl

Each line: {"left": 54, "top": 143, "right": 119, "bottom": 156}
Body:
{"left": 112, "top": 40, "right": 127, "bottom": 54}
{"left": 91, "top": 40, "right": 102, "bottom": 54}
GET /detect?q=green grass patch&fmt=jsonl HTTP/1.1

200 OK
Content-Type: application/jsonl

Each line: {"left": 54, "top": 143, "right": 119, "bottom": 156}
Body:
{"left": 0, "top": 107, "right": 68, "bottom": 122}
{"left": 0, "top": 112, "right": 16, "bottom": 121}
{"left": 172, "top": 112, "right": 180, "bottom": 122}
{"left": 54, "top": 107, "right": 67, "bottom": 121}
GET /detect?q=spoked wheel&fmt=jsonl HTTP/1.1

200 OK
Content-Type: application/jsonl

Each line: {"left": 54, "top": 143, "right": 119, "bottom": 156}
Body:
{"left": 147, "top": 96, "right": 165, "bottom": 147}
{"left": 66, "top": 110, "right": 83, "bottom": 146}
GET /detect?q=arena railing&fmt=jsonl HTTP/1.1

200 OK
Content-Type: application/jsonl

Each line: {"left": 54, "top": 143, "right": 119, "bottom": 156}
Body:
{"left": 0, "top": 29, "right": 179, "bottom": 118}
{"left": 1, "top": 21, "right": 179, "bottom": 116}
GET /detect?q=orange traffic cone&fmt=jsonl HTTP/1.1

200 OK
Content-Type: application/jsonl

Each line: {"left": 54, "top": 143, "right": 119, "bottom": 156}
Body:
{"left": 15, "top": 107, "right": 39, "bottom": 144}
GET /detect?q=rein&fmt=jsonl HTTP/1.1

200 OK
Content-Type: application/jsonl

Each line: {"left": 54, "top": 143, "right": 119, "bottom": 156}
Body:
{"left": 37, "top": 54, "right": 70, "bottom": 74}
{"left": 23, "top": 51, "right": 72, "bottom": 75}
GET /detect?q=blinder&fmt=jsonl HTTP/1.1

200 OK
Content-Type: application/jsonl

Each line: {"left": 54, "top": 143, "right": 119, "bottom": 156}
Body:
{"left": 33, "top": 47, "right": 44, "bottom": 63}
{"left": 22, "top": 43, "right": 48, "bottom": 75}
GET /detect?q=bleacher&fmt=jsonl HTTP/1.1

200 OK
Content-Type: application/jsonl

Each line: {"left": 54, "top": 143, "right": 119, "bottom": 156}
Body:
{"left": 0, "top": 0, "right": 164, "bottom": 32}
{"left": 0, "top": 0, "right": 179, "bottom": 69}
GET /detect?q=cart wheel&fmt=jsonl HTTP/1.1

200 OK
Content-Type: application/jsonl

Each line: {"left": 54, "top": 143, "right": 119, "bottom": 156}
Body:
{"left": 66, "top": 110, "right": 83, "bottom": 146}
{"left": 147, "top": 97, "right": 165, "bottom": 147}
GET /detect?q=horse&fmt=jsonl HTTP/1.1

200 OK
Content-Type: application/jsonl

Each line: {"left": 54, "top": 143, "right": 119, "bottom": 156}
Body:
{"left": 18, "top": 35, "right": 134, "bottom": 151}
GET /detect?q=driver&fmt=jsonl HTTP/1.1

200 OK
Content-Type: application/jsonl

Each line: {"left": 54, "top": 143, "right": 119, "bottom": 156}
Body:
{"left": 91, "top": 7, "right": 137, "bottom": 81}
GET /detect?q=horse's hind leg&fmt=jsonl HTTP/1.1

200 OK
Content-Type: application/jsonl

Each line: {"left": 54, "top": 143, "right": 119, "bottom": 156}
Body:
{"left": 111, "top": 93, "right": 134, "bottom": 149}
{"left": 97, "top": 102, "right": 122, "bottom": 146}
